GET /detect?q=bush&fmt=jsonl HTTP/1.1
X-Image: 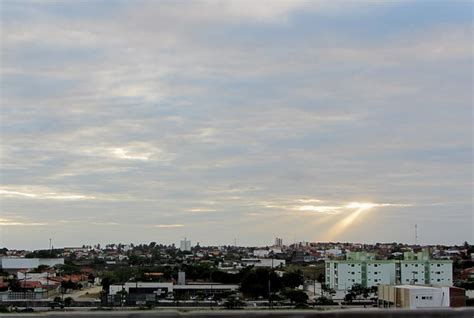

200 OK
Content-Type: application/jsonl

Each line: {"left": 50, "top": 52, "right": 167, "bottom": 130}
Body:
{"left": 224, "top": 295, "right": 245, "bottom": 309}
{"left": 64, "top": 297, "right": 74, "bottom": 307}
{"left": 314, "top": 296, "right": 335, "bottom": 305}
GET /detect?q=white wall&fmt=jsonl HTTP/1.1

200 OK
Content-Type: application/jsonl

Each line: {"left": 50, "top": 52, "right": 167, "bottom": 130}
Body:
{"left": 253, "top": 249, "right": 269, "bottom": 258}
{"left": 429, "top": 262, "right": 452, "bottom": 286}
{"left": 337, "top": 263, "right": 362, "bottom": 291}
{"left": 407, "top": 287, "right": 448, "bottom": 309}
{"left": 1, "top": 258, "right": 64, "bottom": 269}
{"left": 110, "top": 282, "right": 174, "bottom": 295}
{"left": 400, "top": 262, "right": 425, "bottom": 285}
{"left": 242, "top": 258, "right": 285, "bottom": 268}
{"left": 366, "top": 262, "right": 396, "bottom": 287}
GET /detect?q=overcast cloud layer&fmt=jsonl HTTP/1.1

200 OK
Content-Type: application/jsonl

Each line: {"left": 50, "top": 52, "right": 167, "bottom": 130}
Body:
{"left": 1, "top": 0, "right": 472, "bottom": 249}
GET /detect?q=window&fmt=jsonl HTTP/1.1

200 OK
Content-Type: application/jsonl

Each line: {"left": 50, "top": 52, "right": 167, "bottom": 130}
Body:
{"left": 374, "top": 264, "right": 378, "bottom": 267}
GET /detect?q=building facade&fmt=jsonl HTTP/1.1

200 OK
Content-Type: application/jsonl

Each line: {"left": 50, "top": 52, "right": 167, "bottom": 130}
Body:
{"left": 179, "top": 238, "right": 191, "bottom": 252}
{"left": 378, "top": 285, "right": 465, "bottom": 308}
{"left": 325, "top": 251, "right": 452, "bottom": 291}
{"left": 0, "top": 257, "right": 64, "bottom": 272}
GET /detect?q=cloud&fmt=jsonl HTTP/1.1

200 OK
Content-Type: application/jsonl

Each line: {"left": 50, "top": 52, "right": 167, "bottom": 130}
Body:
{"left": 264, "top": 198, "right": 413, "bottom": 215}
{"left": 0, "top": 218, "right": 46, "bottom": 226}
{"left": 154, "top": 224, "right": 185, "bottom": 228}
{"left": 0, "top": 0, "right": 471, "bottom": 247}
{"left": 0, "top": 187, "right": 95, "bottom": 200}
{"left": 188, "top": 208, "right": 218, "bottom": 213}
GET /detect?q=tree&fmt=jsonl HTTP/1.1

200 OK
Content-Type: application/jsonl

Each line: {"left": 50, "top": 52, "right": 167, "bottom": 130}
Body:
{"left": 61, "top": 280, "right": 76, "bottom": 291}
{"left": 281, "top": 288, "right": 308, "bottom": 306}
{"left": 322, "top": 284, "right": 336, "bottom": 298}
{"left": 223, "top": 294, "right": 244, "bottom": 309}
{"left": 314, "top": 296, "right": 335, "bottom": 305}
{"left": 317, "top": 273, "right": 325, "bottom": 284}
{"left": 282, "top": 270, "right": 304, "bottom": 289}
{"left": 344, "top": 292, "right": 355, "bottom": 303}
{"left": 64, "top": 297, "right": 74, "bottom": 307}
{"left": 240, "top": 268, "right": 283, "bottom": 298}
{"left": 348, "top": 283, "right": 371, "bottom": 300}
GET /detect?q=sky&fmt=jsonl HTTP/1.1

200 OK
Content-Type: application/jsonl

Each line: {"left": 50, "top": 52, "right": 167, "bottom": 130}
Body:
{"left": 0, "top": 0, "right": 472, "bottom": 250}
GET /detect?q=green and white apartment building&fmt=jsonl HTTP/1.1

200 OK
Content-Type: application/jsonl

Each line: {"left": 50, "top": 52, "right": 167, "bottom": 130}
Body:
{"left": 325, "top": 250, "right": 452, "bottom": 291}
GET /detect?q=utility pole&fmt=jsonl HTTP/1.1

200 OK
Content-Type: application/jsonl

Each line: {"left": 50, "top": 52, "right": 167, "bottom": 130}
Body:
{"left": 415, "top": 224, "right": 418, "bottom": 245}
{"left": 268, "top": 278, "right": 272, "bottom": 309}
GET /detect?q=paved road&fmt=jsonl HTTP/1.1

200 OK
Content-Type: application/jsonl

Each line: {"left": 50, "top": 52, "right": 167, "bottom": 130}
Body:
{"left": 4, "top": 308, "right": 474, "bottom": 318}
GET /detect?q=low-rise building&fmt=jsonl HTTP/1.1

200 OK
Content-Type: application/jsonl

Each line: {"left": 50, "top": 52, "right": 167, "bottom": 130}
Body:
{"left": 241, "top": 258, "right": 285, "bottom": 268}
{"left": 109, "top": 281, "right": 238, "bottom": 299}
{"left": 0, "top": 257, "right": 64, "bottom": 272}
{"left": 378, "top": 285, "right": 466, "bottom": 308}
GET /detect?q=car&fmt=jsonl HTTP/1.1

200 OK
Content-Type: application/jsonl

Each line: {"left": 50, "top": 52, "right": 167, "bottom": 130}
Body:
{"left": 19, "top": 307, "right": 35, "bottom": 312}
{"left": 49, "top": 301, "right": 64, "bottom": 309}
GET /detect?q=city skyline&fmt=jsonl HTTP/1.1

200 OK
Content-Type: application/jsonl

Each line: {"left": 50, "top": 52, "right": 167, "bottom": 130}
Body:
{"left": 1, "top": 1, "right": 472, "bottom": 249}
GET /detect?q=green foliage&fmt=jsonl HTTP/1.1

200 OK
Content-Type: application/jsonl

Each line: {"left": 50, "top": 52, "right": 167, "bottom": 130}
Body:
{"left": 223, "top": 294, "right": 244, "bottom": 309}
{"left": 454, "top": 280, "right": 474, "bottom": 290}
{"left": 321, "top": 284, "right": 336, "bottom": 298}
{"left": 344, "top": 292, "right": 355, "bottom": 303}
{"left": 61, "top": 280, "right": 77, "bottom": 290}
{"left": 347, "top": 283, "right": 371, "bottom": 299}
{"left": 31, "top": 265, "right": 50, "bottom": 273}
{"left": 282, "top": 270, "right": 304, "bottom": 288}
{"left": 25, "top": 249, "right": 62, "bottom": 258}
{"left": 314, "top": 296, "right": 335, "bottom": 305}
{"left": 55, "top": 264, "right": 81, "bottom": 275}
{"left": 240, "top": 268, "right": 282, "bottom": 298}
{"left": 317, "top": 273, "right": 325, "bottom": 283}
{"left": 64, "top": 297, "right": 74, "bottom": 307}
{"left": 281, "top": 288, "right": 308, "bottom": 305}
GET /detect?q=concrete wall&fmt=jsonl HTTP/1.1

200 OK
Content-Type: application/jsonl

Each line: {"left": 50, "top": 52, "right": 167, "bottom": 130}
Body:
{"left": 110, "top": 282, "right": 174, "bottom": 295}
{"left": 407, "top": 288, "right": 446, "bottom": 309}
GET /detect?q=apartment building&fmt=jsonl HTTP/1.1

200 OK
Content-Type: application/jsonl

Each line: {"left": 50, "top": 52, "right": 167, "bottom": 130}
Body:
{"left": 325, "top": 250, "right": 452, "bottom": 291}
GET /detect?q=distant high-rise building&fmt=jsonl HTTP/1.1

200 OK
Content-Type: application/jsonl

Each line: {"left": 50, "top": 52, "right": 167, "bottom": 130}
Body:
{"left": 180, "top": 238, "right": 191, "bottom": 251}
{"left": 275, "top": 237, "right": 283, "bottom": 247}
